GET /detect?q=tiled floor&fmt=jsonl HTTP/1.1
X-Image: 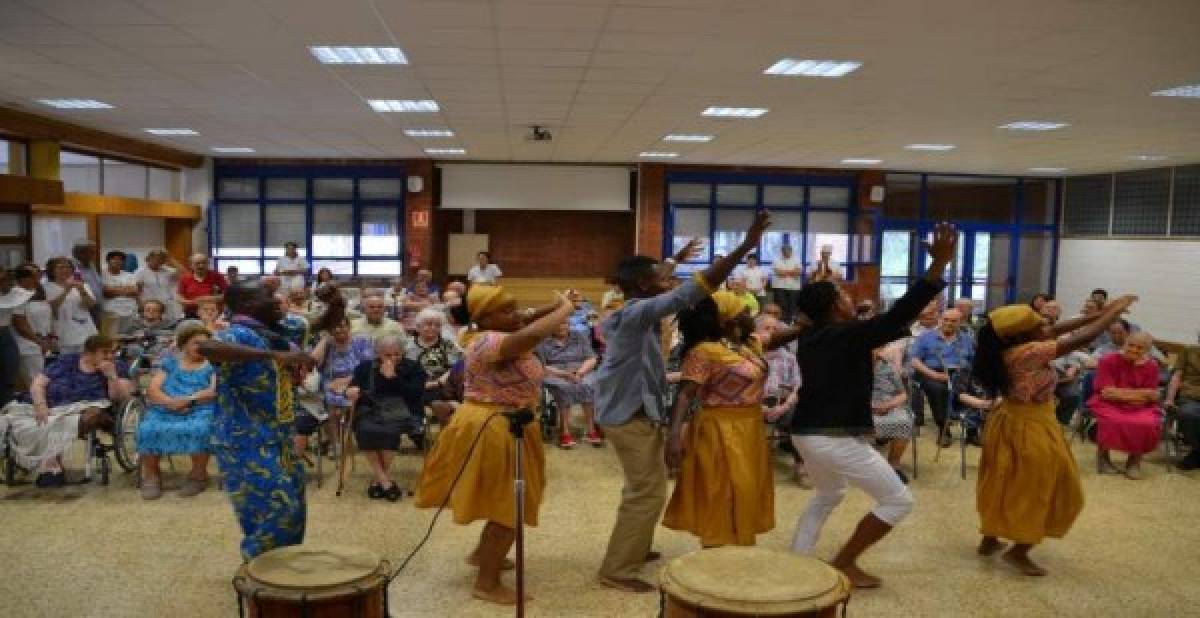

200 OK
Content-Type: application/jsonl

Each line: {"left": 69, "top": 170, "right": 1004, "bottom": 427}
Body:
{"left": 2, "top": 431, "right": 1197, "bottom": 617}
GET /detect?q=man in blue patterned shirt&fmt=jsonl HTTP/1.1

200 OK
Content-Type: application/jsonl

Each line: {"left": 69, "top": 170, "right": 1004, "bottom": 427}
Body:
{"left": 198, "top": 281, "right": 314, "bottom": 560}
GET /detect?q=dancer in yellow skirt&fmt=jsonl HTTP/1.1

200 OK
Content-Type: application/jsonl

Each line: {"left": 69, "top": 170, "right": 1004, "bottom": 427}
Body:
{"left": 972, "top": 294, "right": 1136, "bottom": 576}
{"left": 415, "top": 284, "right": 573, "bottom": 604}
{"left": 664, "top": 291, "right": 809, "bottom": 547}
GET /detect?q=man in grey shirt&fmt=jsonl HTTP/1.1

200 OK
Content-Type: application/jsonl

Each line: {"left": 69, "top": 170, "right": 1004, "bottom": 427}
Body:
{"left": 593, "top": 211, "right": 771, "bottom": 592}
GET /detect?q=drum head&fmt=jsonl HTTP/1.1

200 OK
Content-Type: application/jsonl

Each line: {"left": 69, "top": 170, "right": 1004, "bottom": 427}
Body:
{"left": 246, "top": 545, "right": 382, "bottom": 590}
{"left": 661, "top": 547, "right": 850, "bottom": 614}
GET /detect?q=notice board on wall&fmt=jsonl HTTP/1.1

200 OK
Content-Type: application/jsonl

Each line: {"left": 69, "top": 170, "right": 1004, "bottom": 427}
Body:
{"left": 448, "top": 233, "right": 489, "bottom": 275}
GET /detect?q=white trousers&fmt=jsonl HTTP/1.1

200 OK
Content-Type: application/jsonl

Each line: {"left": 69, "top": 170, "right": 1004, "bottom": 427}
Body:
{"left": 790, "top": 434, "right": 914, "bottom": 554}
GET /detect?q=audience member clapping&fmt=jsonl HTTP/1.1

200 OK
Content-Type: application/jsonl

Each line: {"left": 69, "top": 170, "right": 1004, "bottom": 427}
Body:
{"left": 44, "top": 256, "right": 98, "bottom": 354}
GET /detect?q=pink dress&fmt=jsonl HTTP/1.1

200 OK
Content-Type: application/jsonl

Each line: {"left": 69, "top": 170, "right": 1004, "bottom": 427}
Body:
{"left": 1088, "top": 353, "right": 1162, "bottom": 455}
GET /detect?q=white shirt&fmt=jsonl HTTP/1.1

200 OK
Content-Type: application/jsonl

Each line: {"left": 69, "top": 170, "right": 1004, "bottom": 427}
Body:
{"left": 275, "top": 255, "right": 310, "bottom": 291}
{"left": 13, "top": 299, "right": 52, "bottom": 355}
{"left": 807, "top": 259, "right": 844, "bottom": 281}
{"left": 737, "top": 265, "right": 769, "bottom": 294}
{"left": 136, "top": 265, "right": 181, "bottom": 321}
{"left": 0, "top": 287, "right": 34, "bottom": 327}
{"left": 44, "top": 281, "right": 98, "bottom": 346}
{"left": 467, "top": 263, "right": 502, "bottom": 285}
{"left": 772, "top": 257, "right": 803, "bottom": 291}
{"left": 103, "top": 269, "right": 140, "bottom": 317}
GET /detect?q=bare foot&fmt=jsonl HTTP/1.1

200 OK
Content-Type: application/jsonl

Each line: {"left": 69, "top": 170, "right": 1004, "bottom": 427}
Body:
{"left": 466, "top": 553, "right": 515, "bottom": 570}
{"left": 977, "top": 537, "right": 1008, "bottom": 556}
{"left": 1002, "top": 550, "right": 1048, "bottom": 576}
{"left": 471, "top": 583, "right": 532, "bottom": 605}
{"left": 833, "top": 562, "right": 882, "bottom": 589}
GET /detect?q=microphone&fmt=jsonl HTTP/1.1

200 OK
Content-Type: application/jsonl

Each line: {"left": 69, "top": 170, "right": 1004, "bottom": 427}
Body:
{"left": 503, "top": 408, "right": 536, "bottom": 438}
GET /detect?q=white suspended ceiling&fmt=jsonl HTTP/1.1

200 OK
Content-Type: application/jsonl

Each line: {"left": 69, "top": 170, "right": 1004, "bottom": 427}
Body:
{"left": 0, "top": 0, "right": 1197, "bottom": 174}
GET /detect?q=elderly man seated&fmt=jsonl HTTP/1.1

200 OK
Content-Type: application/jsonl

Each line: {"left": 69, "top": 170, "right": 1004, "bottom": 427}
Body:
{"left": 910, "top": 308, "right": 975, "bottom": 446}
{"left": 1089, "top": 331, "right": 1162, "bottom": 479}
{"left": 0, "top": 335, "right": 134, "bottom": 487}
{"left": 1166, "top": 344, "right": 1200, "bottom": 470}
{"left": 346, "top": 333, "right": 426, "bottom": 501}
{"left": 352, "top": 293, "right": 407, "bottom": 343}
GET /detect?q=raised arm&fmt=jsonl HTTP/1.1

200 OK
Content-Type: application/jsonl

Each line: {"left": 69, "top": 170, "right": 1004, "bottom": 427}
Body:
{"left": 1050, "top": 311, "right": 1104, "bottom": 337}
{"left": 868, "top": 223, "right": 956, "bottom": 344}
{"left": 1056, "top": 295, "right": 1136, "bottom": 357}
{"left": 697, "top": 211, "right": 771, "bottom": 292}
{"left": 494, "top": 294, "right": 574, "bottom": 361}
{"left": 761, "top": 313, "right": 814, "bottom": 351}
{"left": 198, "top": 339, "right": 314, "bottom": 371}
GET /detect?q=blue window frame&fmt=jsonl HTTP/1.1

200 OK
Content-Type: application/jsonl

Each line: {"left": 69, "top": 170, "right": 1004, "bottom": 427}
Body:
{"left": 662, "top": 172, "right": 859, "bottom": 280}
{"left": 211, "top": 165, "right": 405, "bottom": 278}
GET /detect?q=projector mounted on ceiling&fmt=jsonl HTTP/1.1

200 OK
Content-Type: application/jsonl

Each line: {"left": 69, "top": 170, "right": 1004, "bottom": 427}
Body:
{"left": 526, "top": 125, "right": 553, "bottom": 142}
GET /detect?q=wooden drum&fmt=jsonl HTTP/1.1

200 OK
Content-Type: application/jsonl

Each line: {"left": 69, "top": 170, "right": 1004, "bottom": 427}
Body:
{"left": 233, "top": 545, "right": 390, "bottom": 618}
{"left": 660, "top": 547, "right": 851, "bottom": 617}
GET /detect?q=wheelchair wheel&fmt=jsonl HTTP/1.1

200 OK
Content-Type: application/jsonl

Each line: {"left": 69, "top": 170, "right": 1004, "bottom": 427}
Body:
{"left": 100, "top": 455, "right": 111, "bottom": 486}
{"left": 112, "top": 398, "right": 144, "bottom": 473}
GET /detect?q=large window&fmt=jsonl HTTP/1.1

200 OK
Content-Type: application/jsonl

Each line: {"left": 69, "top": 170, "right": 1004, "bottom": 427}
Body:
{"left": 212, "top": 166, "right": 405, "bottom": 278}
{"left": 59, "top": 149, "right": 180, "bottom": 199}
{"left": 665, "top": 174, "right": 856, "bottom": 280}
{"left": 1, "top": 137, "right": 27, "bottom": 175}
{"left": 1061, "top": 164, "right": 1200, "bottom": 239}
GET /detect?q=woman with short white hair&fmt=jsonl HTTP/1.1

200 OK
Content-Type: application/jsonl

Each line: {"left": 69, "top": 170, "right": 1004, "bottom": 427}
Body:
{"left": 407, "top": 308, "right": 463, "bottom": 421}
{"left": 346, "top": 333, "right": 426, "bottom": 501}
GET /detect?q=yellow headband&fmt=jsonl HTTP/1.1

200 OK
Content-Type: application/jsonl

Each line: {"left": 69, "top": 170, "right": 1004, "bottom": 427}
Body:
{"left": 711, "top": 290, "right": 747, "bottom": 322}
{"left": 988, "top": 304, "right": 1044, "bottom": 339}
{"left": 467, "top": 285, "right": 514, "bottom": 322}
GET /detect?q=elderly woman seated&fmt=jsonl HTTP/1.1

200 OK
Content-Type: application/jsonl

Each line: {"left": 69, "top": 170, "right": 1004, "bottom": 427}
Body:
{"left": 0, "top": 335, "right": 133, "bottom": 487}
{"left": 405, "top": 307, "right": 463, "bottom": 423}
{"left": 310, "top": 316, "right": 374, "bottom": 450}
{"left": 537, "top": 319, "right": 600, "bottom": 449}
{"left": 870, "top": 345, "right": 914, "bottom": 483}
{"left": 346, "top": 334, "right": 426, "bottom": 501}
{"left": 1088, "top": 330, "right": 1162, "bottom": 479}
{"left": 196, "top": 297, "right": 229, "bottom": 334}
{"left": 136, "top": 324, "right": 216, "bottom": 500}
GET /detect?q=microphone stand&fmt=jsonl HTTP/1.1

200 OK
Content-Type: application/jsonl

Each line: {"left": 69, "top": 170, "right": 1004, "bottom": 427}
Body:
{"left": 504, "top": 408, "right": 535, "bottom": 618}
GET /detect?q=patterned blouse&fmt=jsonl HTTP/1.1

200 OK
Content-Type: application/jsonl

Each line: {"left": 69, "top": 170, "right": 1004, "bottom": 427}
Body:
{"left": 322, "top": 336, "right": 374, "bottom": 407}
{"left": 680, "top": 340, "right": 768, "bottom": 407}
{"left": 463, "top": 331, "right": 545, "bottom": 407}
{"left": 871, "top": 357, "right": 907, "bottom": 407}
{"left": 405, "top": 336, "right": 463, "bottom": 380}
{"left": 1003, "top": 340, "right": 1059, "bottom": 404}
{"left": 214, "top": 321, "right": 294, "bottom": 448}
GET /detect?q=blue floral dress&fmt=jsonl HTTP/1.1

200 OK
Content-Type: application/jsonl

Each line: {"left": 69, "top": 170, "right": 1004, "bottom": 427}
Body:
{"left": 136, "top": 355, "right": 216, "bottom": 455}
{"left": 322, "top": 336, "right": 374, "bottom": 407}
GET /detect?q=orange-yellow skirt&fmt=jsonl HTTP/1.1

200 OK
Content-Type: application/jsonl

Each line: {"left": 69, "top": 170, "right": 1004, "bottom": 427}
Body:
{"left": 663, "top": 405, "right": 774, "bottom": 546}
{"left": 415, "top": 401, "right": 545, "bottom": 529}
{"left": 977, "top": 400, "right": 1084, "bottom": 544}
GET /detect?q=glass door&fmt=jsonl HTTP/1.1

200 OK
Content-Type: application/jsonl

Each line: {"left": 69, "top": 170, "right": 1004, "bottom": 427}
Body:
{"left": 884, "top": 224, "right": 1016, "bottom": 312}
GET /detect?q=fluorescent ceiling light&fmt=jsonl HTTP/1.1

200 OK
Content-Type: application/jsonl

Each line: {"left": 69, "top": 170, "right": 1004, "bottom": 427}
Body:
{"left": 1129, "top": 154, "right": 1168, "bottom": 161}
{"left": 840, "top": 158, "right": 881, "bottom": 165}
{"left": 144, "top": 128, "right": 198, "bottom": 135}
{"left": 905, "top": 143, "right": 956, "bottom": 151}
{"left": 1028, "top": 167, "right": 1068, "bottom": 173}
{"left": 212, "top": 147, "right": 255, "bottom": 153}
{"left": 37, "top": 98, "right": 112, "bottom": 109}
{"left": 368, "top": 99, "right": 439, "bottom": 112}
{"left": 702, "top": 107, "right": 768, "bottom": 118}
{"left": 998, "top": 121, "right": 1068, "bottom": 131}
{"left": 424, "top": 148, "right": 465, "bottom": 155}
{"left": 1151, "top": 84, "right": 1200, "bottom": 98}
{"left": 663, "top": 134, "right": 714, "bottom": 142}
{"left": 404, "top": 129, "right": 455, "bottom": 138}
{"left": 639, "top": 152, "right": 679, "bottom": 158}
{"left": 764, "top": 58, "right": 861, "bottom": 77}
{"left": 309, "top": 46, "right": 407, "bottom": 65}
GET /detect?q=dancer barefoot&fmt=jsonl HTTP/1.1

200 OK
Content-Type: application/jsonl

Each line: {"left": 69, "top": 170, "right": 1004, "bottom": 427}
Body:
{"left": 972, "top": 294, "right": 1137, "bottom": 576}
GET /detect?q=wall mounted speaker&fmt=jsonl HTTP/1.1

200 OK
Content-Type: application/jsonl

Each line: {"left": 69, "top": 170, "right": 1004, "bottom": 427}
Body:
{"left": 869, "top": 185, "right": 885, "bottom": 203}
{"left": 407, "top": 175, "right": 424, "bottom": 193}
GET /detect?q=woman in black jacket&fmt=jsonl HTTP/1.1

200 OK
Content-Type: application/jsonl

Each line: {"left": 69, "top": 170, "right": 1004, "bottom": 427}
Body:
{"left": 788, "top": 223, "right": 956, "bottom": 589}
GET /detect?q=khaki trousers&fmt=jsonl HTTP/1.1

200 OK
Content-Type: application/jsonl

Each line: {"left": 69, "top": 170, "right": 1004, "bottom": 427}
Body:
{"left": 598, "top": 416, "right": 666, "bottom": 580}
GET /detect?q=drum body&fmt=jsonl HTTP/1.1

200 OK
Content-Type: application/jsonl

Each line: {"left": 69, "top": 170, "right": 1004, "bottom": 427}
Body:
{"left": 661, "top": 547, "right": 850, "bottom": 617}
{"left": 233, "top": 545, "right": 389, "bottom": 618}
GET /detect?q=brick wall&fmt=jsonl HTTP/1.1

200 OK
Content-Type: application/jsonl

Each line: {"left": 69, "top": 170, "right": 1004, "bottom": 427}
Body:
{"left": 636, "top": 163, "right": 665, "bottom": 257}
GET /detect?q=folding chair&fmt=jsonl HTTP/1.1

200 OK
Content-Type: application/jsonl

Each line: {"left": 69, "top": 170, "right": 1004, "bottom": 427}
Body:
{"left": 933, "top": 366, "right": 968, "bottom": 480}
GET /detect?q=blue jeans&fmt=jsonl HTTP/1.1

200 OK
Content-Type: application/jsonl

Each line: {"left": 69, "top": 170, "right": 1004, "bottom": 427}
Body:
{"left": 1178, "top": 398, "right": 1200, "bottom": 454}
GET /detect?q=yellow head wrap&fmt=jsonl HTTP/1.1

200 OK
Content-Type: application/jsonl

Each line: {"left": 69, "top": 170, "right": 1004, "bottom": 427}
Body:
{"left": 711, "top": 290, "right": 748, "bottom": 322}
{"left": 467, "top": 285, "right": 514, "bottom": 322}
{"left": 988, "top": 304, "right": 1044, "bottom": 339}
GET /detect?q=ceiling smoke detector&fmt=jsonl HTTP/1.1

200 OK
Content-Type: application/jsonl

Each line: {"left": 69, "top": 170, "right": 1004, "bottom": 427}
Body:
{"left": 526, "top": 125, "right": 553, "bottom": 142}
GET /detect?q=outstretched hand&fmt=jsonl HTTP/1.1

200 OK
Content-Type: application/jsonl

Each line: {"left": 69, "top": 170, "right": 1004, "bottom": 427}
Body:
{"left": 673, "top": 238, "right": 704, "bottom": 263}
{"left": 922, "top": 222, "right": 957, "bottom": 265}
{"left": 745, "top": 210, "right": 772, "bottom": 246}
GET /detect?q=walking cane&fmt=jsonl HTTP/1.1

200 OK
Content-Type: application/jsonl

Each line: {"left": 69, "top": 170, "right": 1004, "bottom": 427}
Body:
{"left": 335, "top": 402, "right": 357, "bottom": 497}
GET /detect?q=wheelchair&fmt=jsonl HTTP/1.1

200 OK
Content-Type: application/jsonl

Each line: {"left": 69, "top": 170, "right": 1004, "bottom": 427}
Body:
{"left": 105, "top": 333, "right": 174, "bottom": 483}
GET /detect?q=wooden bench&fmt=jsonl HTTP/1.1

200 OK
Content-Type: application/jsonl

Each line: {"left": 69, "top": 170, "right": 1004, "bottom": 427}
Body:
{"left": 499, "top": 277, "right": 610, "bottom": 309}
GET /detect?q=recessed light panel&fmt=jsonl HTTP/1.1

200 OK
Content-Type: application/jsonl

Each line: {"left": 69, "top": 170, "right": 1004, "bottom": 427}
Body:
{"left": 144, "top": 128, "right": 198, "bottom": 135}
{"left": 639, "top": 152, "right": 679, "bottom": 158}
{"left": 999, "top": 121, "right": 1068, "bottom": 131}
{"left": 1151, "top": 84, "right": 1200, "bottom": 98}
{"left": 1129, "top": 154, "right": 1168, "bottom": 161}
{"left": 37, "top": 98, "right": 112, "bottom": 109}
{"left": 424, "top": 148, "right": 465, "bottom": 155}
{"left": 369, "top": 99, "right": 439, "bottom": 112}
{"left": 310, "top": 46, "right": 408, "bottom": 65}
{"left": 1028, "top": 167, "right": 1068, "bottom": 173}
{"left": 840, "top": 158, "right": 881, "bottom": 165}
{"left": 702, "top": 107, "right": 768, "bottom": 118}
{"left": 905, "top": 143, "right": 956, "bottom": 151}
{"left": 404, "top": 129, "right": 455, "bottom": 137}
{"left": 764, "top": 59, "right": 861, "bottom": 77}
{"left": 663, "top": 134, "right": 714, "bottom": 142}
{"left": 212, "top": 147, "right": 256, "bottom": 153}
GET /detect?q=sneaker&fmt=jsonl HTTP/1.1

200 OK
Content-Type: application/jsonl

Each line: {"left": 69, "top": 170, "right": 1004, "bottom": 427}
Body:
{"left": 585, "top": 430, "right": 604, "bottom": 446}
{"left": 179, "top": 478, "right": 207, "bottom": 497}
{"left": 367, "top": 483, "right": 385, "bottom": 499}
{"left": 559, "top": 433, "right": 576, "bottom": 449}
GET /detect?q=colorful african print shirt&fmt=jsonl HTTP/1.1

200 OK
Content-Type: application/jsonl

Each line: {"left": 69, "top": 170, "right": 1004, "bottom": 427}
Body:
{"left": 462, "top": 331, "right": 544, "bottom": 407}
{"left": 681, "top": 340, "right": 767, "bottom": 407}
{"left": 213, "top": 319, "right": 294, "bottom": 448}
